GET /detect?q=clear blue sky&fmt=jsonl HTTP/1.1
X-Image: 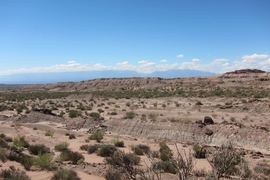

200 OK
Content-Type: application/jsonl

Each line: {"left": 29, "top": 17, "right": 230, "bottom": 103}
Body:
{"left": 0, "top": 0, "right": 269, "bottom": 75}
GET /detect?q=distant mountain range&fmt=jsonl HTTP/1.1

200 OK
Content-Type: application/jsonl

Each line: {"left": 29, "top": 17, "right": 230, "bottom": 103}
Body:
{"left": 0, "top": 70, "right": 215, "bottom": 84}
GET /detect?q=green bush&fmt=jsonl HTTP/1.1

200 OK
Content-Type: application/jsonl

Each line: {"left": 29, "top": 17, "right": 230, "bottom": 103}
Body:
{"left": 13, "top": 135, "right": 29, "bottom": 148}
{"left": 114, "top": 140, "right": 124, "bottom": 147}
{"left": 20, "top": 157, "right": 34, "bottom": 171}
{"left": 28, "top": 144, "right": 50, "bottom": 155}
{"left": 51, "top": 168, "right": 79, "bottom": 180}
{"left": 106, "top": 150, "right": 140, "bottom": 166}
{"left": 45, "top": 130, "right": 54, "bottom": 137}
{"left": 0, "top": 166, "right": 31, "bottom": 180}
{"left": 89, "top": 112, "right": 100, "bottom": 119}
{"left": 193, "top": 145, "right": 206, "bottom": 159}
{"left": 33, "top": 153, "right": 53, "bottom": 170}
{"left": 99, "top": 144, "right": 117, "bottom": 157}
{"left": 153, "top": 161, "right": 177, "bottom": 174}
{"left": 159, "top": 141, "right": 173, "bottom": 161}
{"left": 68, "top": 110, "right": 82, "bottom": 118}
{"left": 87, "top": 144, "right": 100, "bottom": 154}
{"left": 89, "top": 131, "right": 104, "bottom": 142}
{"left": 58, "top": 150, "right": 84, "bottom": 164}
{"left": 54, "top": 142, "right": 69, "bottom": 152}
{"left": 132, "top": 144, "right": 150, "bottom": 155}
{"left": 124, "top": 111, "right": 135, "bottom": 119}
{"left": 79, "top": 144, "right": 89, "bottom": 151}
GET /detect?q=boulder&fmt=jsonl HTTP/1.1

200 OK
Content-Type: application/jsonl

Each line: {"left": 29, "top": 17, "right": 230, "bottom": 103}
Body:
{"left": 204, "top": 116, "right": 214, "bottom": 125}
{"left": 205, "top": 128, "right": 213, "bottom": 136}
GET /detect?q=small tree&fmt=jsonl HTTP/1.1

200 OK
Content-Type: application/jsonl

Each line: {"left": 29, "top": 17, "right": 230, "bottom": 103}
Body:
{"left": 106, "top": 150, "right": 142, "bottom": 180}
{"left": 207, "top": 142, "right": 240, "bottom": 179}
{"left": 173, "top": 144, "right": 195, "bottom": 180}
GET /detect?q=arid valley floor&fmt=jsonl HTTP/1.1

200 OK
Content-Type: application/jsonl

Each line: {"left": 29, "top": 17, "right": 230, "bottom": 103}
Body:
{"left": 0, "top": 70, "right": 270, "bottom": 180}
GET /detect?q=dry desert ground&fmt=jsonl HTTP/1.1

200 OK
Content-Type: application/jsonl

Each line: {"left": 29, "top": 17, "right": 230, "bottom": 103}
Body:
{"left": 0, "top": 71, "right": 270, "bottom": 179}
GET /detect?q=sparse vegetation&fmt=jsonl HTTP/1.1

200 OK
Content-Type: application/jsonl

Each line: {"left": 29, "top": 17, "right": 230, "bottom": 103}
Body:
{"left": 51, "top": 168, "right": 79, "bottom": 180}
{"left": 13, "top": 135, "right": 29, "bottom": 148}
{"left": 58, "top": 150, "right": 84, "bottom": 164}
{"left": 68, "top": 110, "right": 82, "bottom": 118}
{"left": 0, "top": 166, "right": 31, "bottom": 180}
{"left": 28, "top": 144, "right": 50, "bottom": 155}
{"left": 89, "top": 131, "right": 104, "bottom": 142}
{"left": 54, "top": 142, "right": 69, "bottom": 152}
{"left": 124, "top": 111, "right": 135, "bottom": 119}
{"left": 45, "top": 130, "right": 54, "bottom": 137}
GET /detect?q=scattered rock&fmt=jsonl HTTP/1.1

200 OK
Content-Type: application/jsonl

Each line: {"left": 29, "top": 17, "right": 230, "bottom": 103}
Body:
{"left": 205, "top": 128, "right": 213, "bottom": 136}
{"left": 198, "top": 124, "right": 204, "bottom": 128}
{"left": 204, "top": 116, "right": 214, "bottom": 125}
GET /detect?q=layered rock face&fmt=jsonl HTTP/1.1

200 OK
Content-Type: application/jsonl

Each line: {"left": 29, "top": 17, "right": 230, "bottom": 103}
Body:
{"left": 105, "top": 119, "right": 270, "bottom": 150}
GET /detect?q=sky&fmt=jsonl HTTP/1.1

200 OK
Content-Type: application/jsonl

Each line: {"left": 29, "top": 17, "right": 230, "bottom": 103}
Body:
{"left": 0, "top": 0, "right": 270, "bottom": 76}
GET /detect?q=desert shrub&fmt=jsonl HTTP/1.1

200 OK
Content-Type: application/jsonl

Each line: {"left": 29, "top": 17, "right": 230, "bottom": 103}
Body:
{"left": 28, "top": 144, "right": 50, "bottom": 155}
{"left": 99, "top": 144, "right": 117, "bottom": 157}
{"left": 149, "top": 150, "right": 160, "bottom": 158}
{"left": 124, "top": 111, "right": 135, "bottom": 119}
{"left": 33, "top": 153, "right": 53, "bottom": 170}
{"left": 196, "top": 101, "right": 203, "bottom": 105}
{"left": 149, "top": 113, "right": 158, "bottom": 122}
{"left": 106, "top": 150, "right": 141, "bottom": 180}
{"left": 80, "top": 144, "right": 89, "bottom": 151}
{"left": 13, "top": 135, "right": 29, "bottom": 148}
{"left": 89, "top": 112, "right": 100, "bottom": 119}
{"left": 0, "top": 148, "right": 7, "bottom": 162}
{"left": 170, "top": 118, "right": 180, "bottom": 123}
{"left": 0, "top": 166, "right": 31, "bottom": 180}
{"left": 193, "top": 169, "right": 208, "bottom": 177}
{"left": 0, "top": 134, "right": 12, "bottom": 142}
{"left": 58, "top": 150, "right": 84, "bottom": 164}
{"left": 97, "top": 108, "right": 104, "bottom": 113}
{"left": 193, "top": 145, "right": 206, "bottom": 159}
{"left": 140, "top": 114, "right": 146, "bottom": 121}
{"left": 0, "top": 138, "right": 9, "bottom": 148}
{"left": 109, "top": 111, "right": 117, "bottom": 115}
{"left": 20, "top": 157, "right": 34, "bottom": 171}
{"left": 106, "top": 150, "right": 140, "bottom": 166}
{"left": 114, "top": 140, "right": 124, "bottom": 147}
{"left": 89, "top": 131, "right": 104, "bottom": 142}
{"left": 207, "top": 142, "right": 241, "bottom": 179}
{"left": 54, "top": 142, "right": 69, "bottom": 152}
{"left": 51, "top": 168, "right": 79, "bottom": 180}
{"left": 254, "top": 161, "right": 270, "bottom": 177}
{"left": 154, "top": 160, "right": 177, "bottom": 174}
{"left": 7, "top": 150, "right": 22, "bottom": 162}
{"left": 132, "top": 144, "right": 150, "bottom": 156}
{"left": 159, "top": 141, "right": 173, "bottom": 161}
{"left": 87, "top": 144, "right": 100, "bottom": 154}
{"left": 69, "top": 134, "right": 76, "bottom": 139}
{"left": 68, "top": 110, "right": 82, "bottom": 118}
{"left": 33, "top": 127, "right": 38, "bottom": 130}
{"left": 77, "top": 104, "right": 86, "bottom": 111}
{"left": 104, "top": 168, "right": 122, "bottom": 180}
{"left": 45, "top": 130, "right": 54, "bottom": 137}
{"left": 125, "top": 102, "right": 131, "bottom": 107}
